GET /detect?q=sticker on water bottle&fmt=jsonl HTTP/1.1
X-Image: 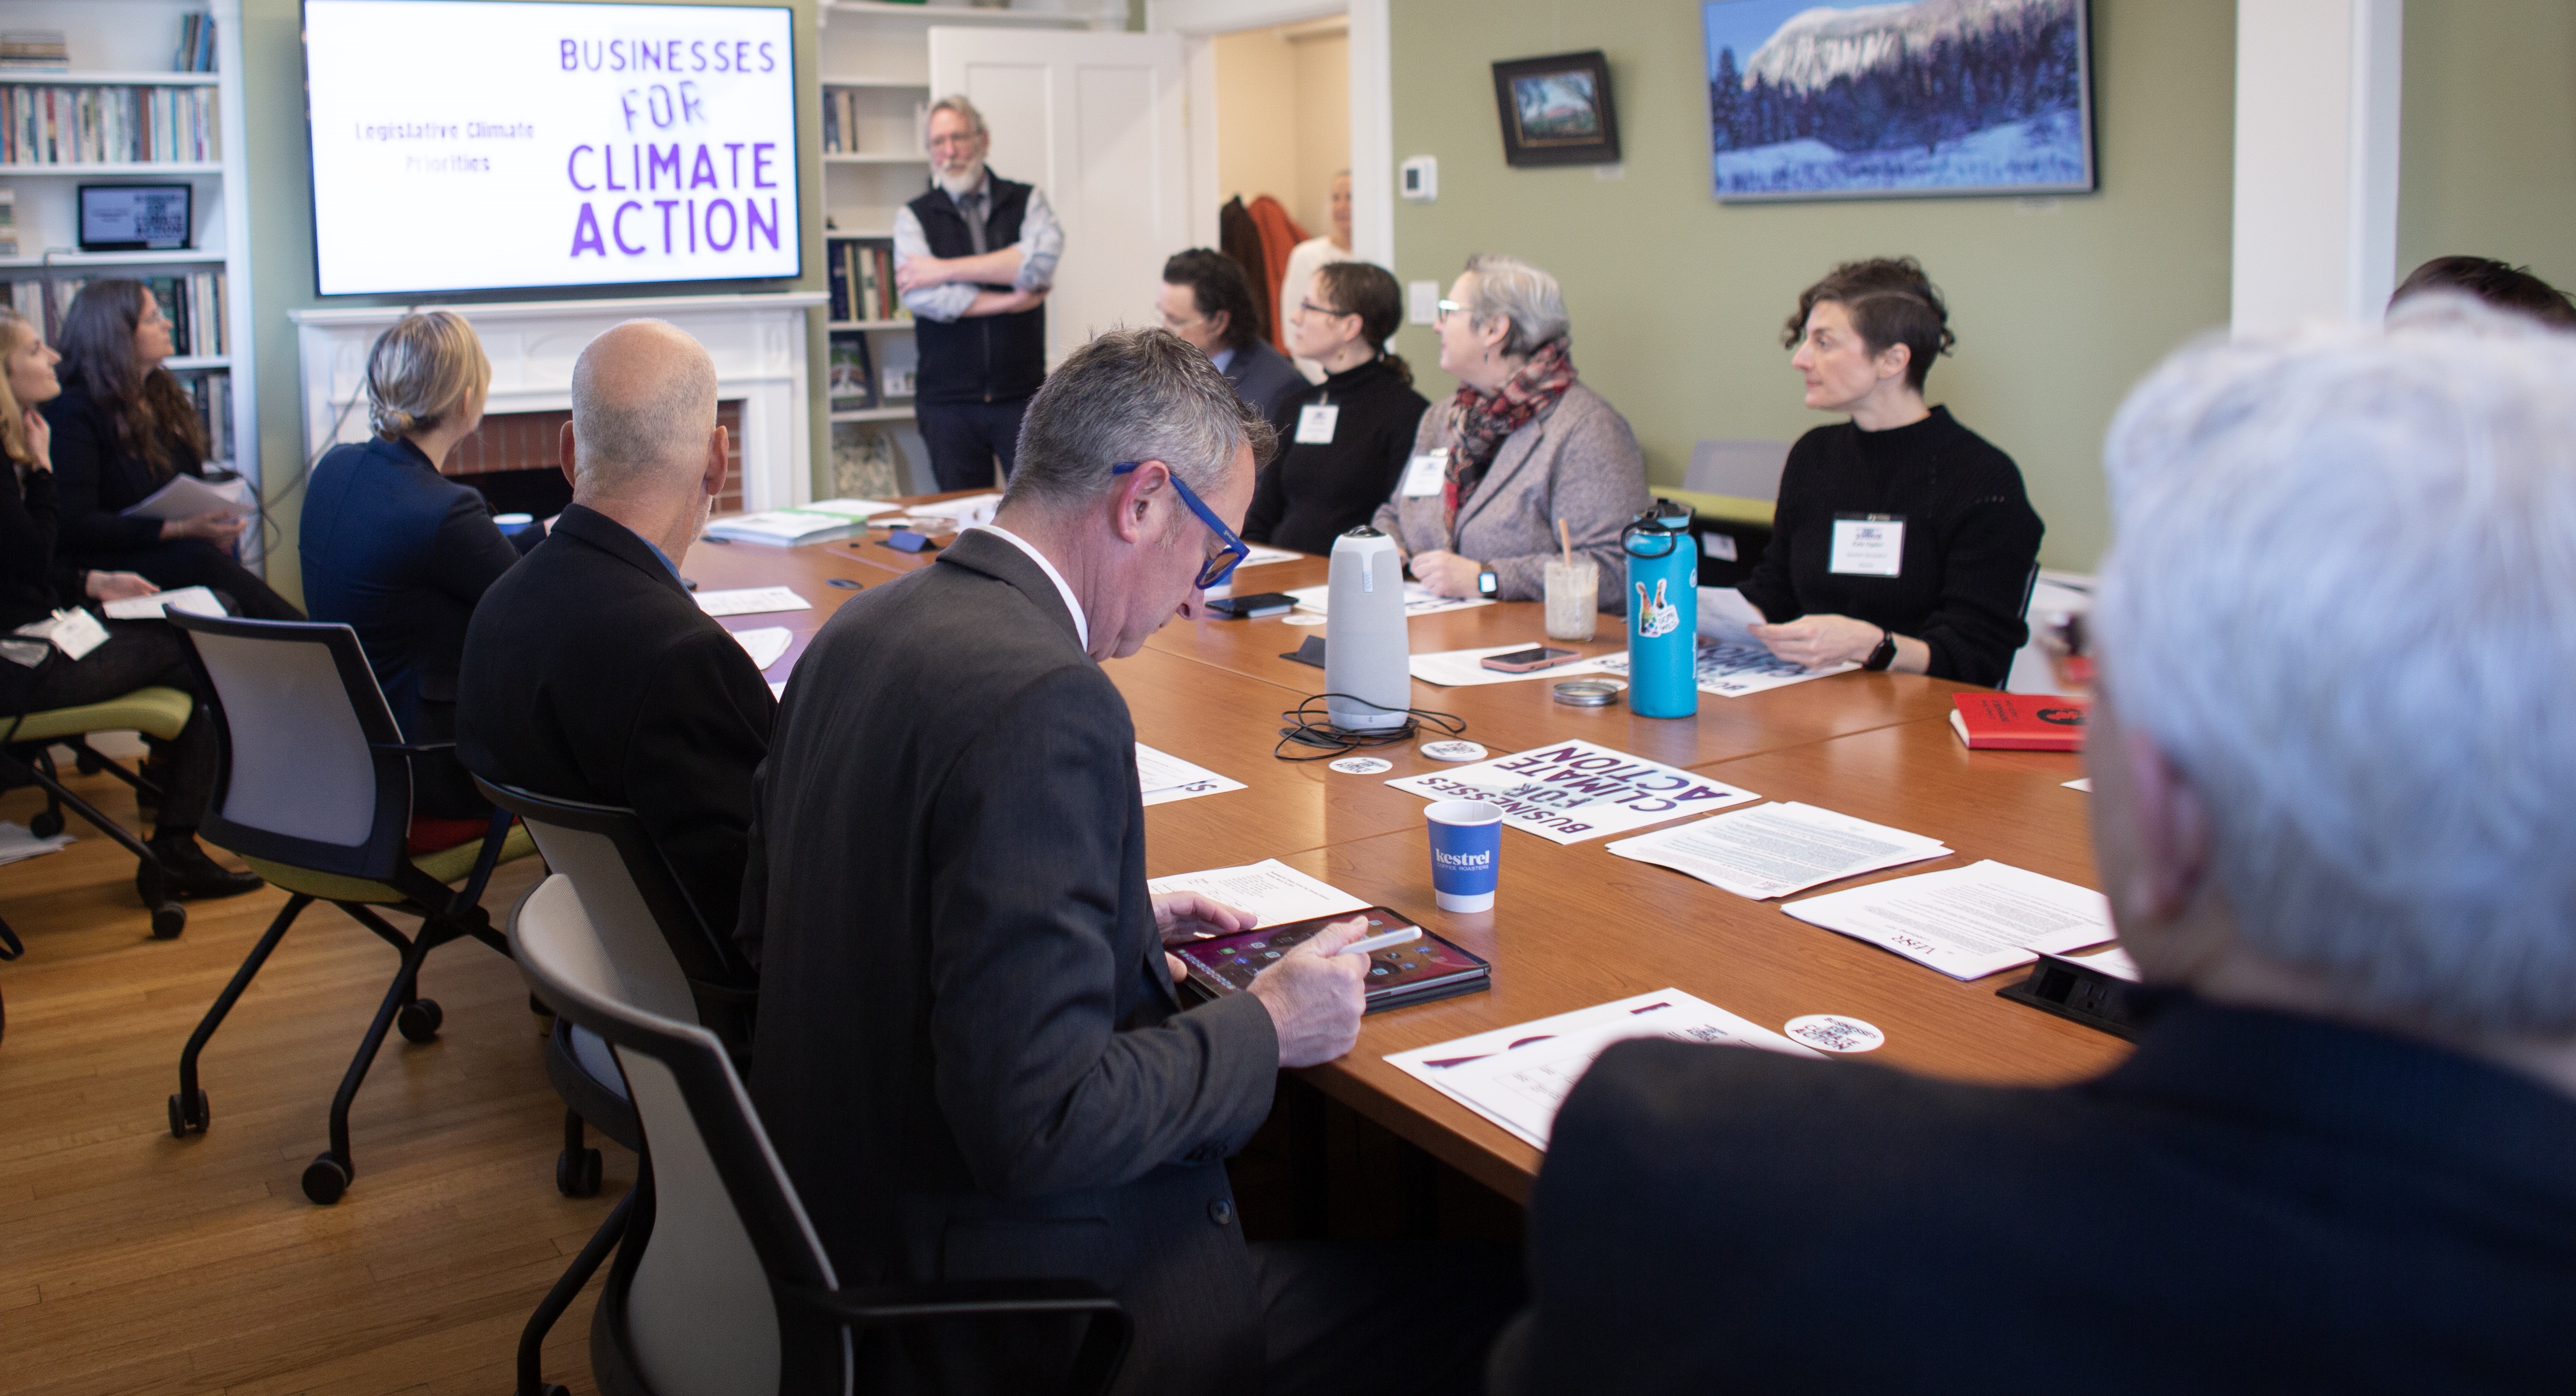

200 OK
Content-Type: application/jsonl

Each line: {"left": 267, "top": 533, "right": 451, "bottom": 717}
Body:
{"left": 1633, "top": 577, "right": 1682, "bottom": 639}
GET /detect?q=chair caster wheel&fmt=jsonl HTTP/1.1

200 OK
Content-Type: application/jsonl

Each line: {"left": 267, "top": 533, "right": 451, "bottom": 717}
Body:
{"left": 540, "top": 1385, "right": 570, "bottom": 1396}
{"left": 73, "top": 749, "right": 103, "bottom": 775}
{"left": 149, "top": 903, "right": 185, "bottom": 939}
{"left": 302, "top": 1153, "right": 351, "bottom": 1205}
{"left": 167, "top": 1089, "right": 209, "bottom": 1138}
{"left": 396, "top": 998, "right": 444, "bottom": 1043}
{"left": 28, "top": 810, "right": 62, "bottom": 838}
{"left": 557, "top": 1146, "right": 604, "bottom": 1197}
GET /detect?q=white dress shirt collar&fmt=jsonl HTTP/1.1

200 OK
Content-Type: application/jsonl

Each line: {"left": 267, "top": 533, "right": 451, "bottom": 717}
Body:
{"left": 973, "top": 523, "right": 1089, "bottom": 652}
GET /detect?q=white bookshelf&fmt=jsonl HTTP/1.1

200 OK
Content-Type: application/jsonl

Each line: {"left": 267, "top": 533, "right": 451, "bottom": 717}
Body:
{"left": 0, "top": 0, "right": 254, "bottom": 504}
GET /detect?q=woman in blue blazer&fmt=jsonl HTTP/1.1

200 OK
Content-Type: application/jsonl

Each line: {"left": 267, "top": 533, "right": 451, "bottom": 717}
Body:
{"left": 299, "top": 311, "right": 521, "bottom": 820}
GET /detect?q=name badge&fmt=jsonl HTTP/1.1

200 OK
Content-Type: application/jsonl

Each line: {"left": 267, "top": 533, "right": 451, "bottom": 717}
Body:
{"left": 1295, "top": 404, "right": 1340, "bottom": 445}
{"left": 1829, "top": 514, "right": 1906, "bottom": 576}
{"left": 1401, "top": 448, "right": 1448, "bottom": 498}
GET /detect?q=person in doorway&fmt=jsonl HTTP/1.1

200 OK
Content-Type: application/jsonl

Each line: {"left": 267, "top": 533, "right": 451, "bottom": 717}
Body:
{"left": 1736, "top": 257, "right": 2042, "bottom": 688}
{"left": 893, "top": 95, "right": 1064, "bottom": 491}
{"left": 40, "top": 281, "right": 300, "bottom": 621}
{"left": 1245, "top": 261, "right": 1427, "bottom": 554}
{"left": 1368, "top": 253, "right": 1647, "bottom": 610}
{"left": 2387, "top": 254, "right": 2576, "bottom": 328}
{"left": 1160, "top": 247, "right": 1308, "bottom": 422}
{"left": 1280, "top": 169, "right": 1356, "bottom": 381}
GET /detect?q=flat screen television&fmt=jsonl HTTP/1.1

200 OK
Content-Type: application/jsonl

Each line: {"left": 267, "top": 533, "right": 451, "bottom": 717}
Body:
{"left": 302, "top": 0, "right": 801, "bottom": 296}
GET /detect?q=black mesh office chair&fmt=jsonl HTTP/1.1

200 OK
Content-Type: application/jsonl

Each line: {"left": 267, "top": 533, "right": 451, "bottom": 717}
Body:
{"left": 474, "top": 776, "right": 761, "bottom": 1396}
{"left": 509, "top": 873, "right": 1132, "bottom": 1395}
{"left": 164, "top": 611, "right": 537, "bottom": 1204}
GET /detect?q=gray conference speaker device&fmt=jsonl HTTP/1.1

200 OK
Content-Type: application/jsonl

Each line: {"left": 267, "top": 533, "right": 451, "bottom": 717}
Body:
{"left": 1325, "top": 526, "right": 1411, "bottom": 732}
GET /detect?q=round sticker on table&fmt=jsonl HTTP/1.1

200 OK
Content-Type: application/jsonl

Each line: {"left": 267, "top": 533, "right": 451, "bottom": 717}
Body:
{"left": 1419, "top": 740, "right": 1488, "bottom": 763}
{"left": 1328, "top": 756, "right": 1394, "bottom": 775}
{"left": 1283, "top": 613, "right": 1328, "bottom": 627}
{"left": 1784, "top": 1014, "right": 1885, "bottom": 1053}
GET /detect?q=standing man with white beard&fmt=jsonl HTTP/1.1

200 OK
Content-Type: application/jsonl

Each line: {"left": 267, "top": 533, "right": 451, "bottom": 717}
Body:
{"left": 893, "top": 95, "right": 1065, "bottom": 491}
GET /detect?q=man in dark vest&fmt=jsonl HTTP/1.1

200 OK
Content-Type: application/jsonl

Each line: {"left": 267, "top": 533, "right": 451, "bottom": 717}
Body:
{"left": 893, "top": 95, "right": 1065, "bottom": 491}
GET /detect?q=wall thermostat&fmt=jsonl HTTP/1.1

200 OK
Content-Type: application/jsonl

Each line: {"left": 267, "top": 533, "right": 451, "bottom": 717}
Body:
{"left": 1399, "top": 156, "right": 1437, "bottom": 202}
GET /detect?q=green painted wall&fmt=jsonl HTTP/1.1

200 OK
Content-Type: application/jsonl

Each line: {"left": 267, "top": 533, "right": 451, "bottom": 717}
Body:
{"left": 2398, "top": 0, "right": 2576, "bottom": 292}
{"left": 237, "top": 0, "right": 827, "bottom": 605}
{"left": 1383, "top": 0, "right": 2237, "bottom": 571}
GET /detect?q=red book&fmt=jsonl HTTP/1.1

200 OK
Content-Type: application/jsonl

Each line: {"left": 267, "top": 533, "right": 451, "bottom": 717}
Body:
{"left": 1949, "top": 693, "right": 2089, "bottom": 751}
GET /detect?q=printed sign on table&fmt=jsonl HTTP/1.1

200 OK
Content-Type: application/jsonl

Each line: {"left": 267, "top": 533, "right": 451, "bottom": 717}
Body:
{"left": 1385, "top": 740, "right": 1758, "bottom": 845}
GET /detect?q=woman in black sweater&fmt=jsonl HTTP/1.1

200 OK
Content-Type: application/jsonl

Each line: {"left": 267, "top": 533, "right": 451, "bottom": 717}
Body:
{"left": 40, "top": 281, "right": 300, "bottom": 621}
{"left": 1, "top": 307, "right": 260, "bottom": 899}
{"left": 1244, "top": 261, "right": 1428, "bottom": 554}
{"left": 1738, "top": 258, "right": 2042, "bottom": 688}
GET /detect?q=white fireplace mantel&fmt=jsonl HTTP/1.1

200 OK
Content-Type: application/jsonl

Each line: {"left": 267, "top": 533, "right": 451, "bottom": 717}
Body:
{"left": 289, "top": 292, "right": 825, "bottom": 512}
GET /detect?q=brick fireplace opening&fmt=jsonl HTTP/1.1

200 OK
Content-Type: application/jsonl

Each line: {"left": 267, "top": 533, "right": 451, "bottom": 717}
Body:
{"left": 440, "top": 400, "right": 747, "bottom": 519}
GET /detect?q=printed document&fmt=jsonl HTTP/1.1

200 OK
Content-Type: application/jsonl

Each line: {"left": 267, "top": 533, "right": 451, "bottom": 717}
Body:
{"left": 1387, "top": 740, "right": 1758, "bottom": 845}
{"left": 1694, "top": 586, "right": 1768, "bottom": 645}
{"left": 1606, "top": 801, "right": 1950, "bottom": 899}
{"left": 101, "top": 586, "right": 226, "bottom": 620}
{"left": 1284, "top": 582, "right": 1493, "bottom": 619}
{"left": 120, "top": 472, "right": 253, "bottom": 522}
{"left": 0, "top": 820, "right": 74, "bottom": 866}
{"left": 1596, "top": 638, "right": 1856, "bottom": 698}
{"left": 902, "top": 493, "right": 1003, "bottom": 527}
{"left": 1237, "top": 545, "right": 1303, "bottom": 569}
{"left": 1135, "top": 744, "right": 1247, "bottom": 806}
{"left": 1783, "top": 860, "right": 2113, "bottom": 979}
{"left": 1146, "top": 860, "right": 1369, "bottom": 928}
{"left": 694, "top": 586, "right": 812, "bottom": 618}
{"left": 1388, "top": 989, "right": 1821, "bottom": 1149}
{"left": 730, "top": 626, "right": 793, "bottom": 671}
{"left": 1408, "top": 645, "right": 1618, "bottom": 688}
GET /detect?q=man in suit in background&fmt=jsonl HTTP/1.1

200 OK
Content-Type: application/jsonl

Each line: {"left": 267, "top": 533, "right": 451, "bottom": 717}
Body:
{"left": 1494, "top": 306, "right": 2576, "bottom": 1392}
{"left": 744, "top": 327, "right": 1517, "bottom": 1394}
{"left": 455, "top": 319, "right": 773, "bottom": 943}
{"left": 1160, "top": 248, "right": 1308, "bottom": 423}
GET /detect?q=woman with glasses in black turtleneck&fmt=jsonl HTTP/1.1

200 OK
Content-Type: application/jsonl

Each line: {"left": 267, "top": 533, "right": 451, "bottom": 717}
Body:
{"left": 1242, "top": 261, "right": 1428, "bottom": 557}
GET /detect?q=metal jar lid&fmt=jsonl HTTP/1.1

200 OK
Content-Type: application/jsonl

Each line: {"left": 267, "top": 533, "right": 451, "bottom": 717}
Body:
{"left": 1552, "top": 678, "right": 1625, "bottom": 707}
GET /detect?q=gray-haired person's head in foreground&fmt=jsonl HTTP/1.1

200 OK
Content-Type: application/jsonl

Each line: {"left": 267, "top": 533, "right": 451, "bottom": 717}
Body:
{"left": 562, "top": 319, "right": 729, "bottom": 561}
{"left": 2091, "top": 300, "right": 2576, "bottom": 1064}
{"left": 994, "top": 326, "right": 1275, "bottom": 661}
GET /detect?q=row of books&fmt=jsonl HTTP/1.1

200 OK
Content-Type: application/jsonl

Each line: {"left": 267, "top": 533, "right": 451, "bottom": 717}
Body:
{"left": 1, "top": 84, "right": 220, "bottom": 166}
{"left": 173, "top": 15, "right": 219, "bottom": 74}
{"left": 818, "top": 91, "right": 926, "bottom": 157}
{"left": 0, "top": 187, "right": 15, "bottom": 257}
{"left": 827, "top": 236, "right": 911, "bottom": 324}
{"left": 0, "top": 31, "right": 67, "bottom": 71}
{"left": 176, "top": 367, "right": 234, "bottom": 466}
{"left": 827, "top": 330, "right": 879, "bottom": 410}
{"left": 2, "top": 271, "right": 227, "bottom": 355}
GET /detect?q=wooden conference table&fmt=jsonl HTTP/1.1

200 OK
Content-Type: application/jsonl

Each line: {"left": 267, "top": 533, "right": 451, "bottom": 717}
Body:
{"left": 680, "top": 503, "right": 2127, "bottom": 1204}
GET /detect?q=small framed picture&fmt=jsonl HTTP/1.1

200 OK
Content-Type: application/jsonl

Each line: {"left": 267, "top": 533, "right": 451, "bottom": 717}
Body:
{"left": 1491, "top": 50, "right": 1620, "bottom": 167}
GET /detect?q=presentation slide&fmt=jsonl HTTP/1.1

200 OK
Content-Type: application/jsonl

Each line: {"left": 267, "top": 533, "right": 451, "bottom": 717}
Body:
{"left": 304, "top": 1, "right": 800, "bottom": 296}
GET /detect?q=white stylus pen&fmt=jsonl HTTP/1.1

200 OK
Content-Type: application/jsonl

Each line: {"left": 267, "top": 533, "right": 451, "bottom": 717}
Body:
{"left": 1337, "top": 926, "right": 1424, "bottom": 957}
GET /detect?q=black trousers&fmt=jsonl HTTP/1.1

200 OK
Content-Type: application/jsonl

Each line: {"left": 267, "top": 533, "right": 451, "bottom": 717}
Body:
{"left": 77, "top": 539, "right": 303, "bottom": 621}
{"left": 1253, "top": 1238, "right": 1525, "bottom": 1396}
{"left": 2, "top": 619, "right": 215, "bottom": 834}
{"left": 917, "top": 398, "right": 1030, "bottom": 493}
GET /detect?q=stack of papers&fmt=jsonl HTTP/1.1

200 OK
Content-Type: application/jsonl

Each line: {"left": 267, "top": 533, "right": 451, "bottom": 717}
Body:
{"left": 904, "top": 493, "right": 1003, "bottom": 527}
{"left": 1145, "top": 860, "right": 1368, "bottom": 928}
{"left": 703, "top": 511, "right": 861, "bottom": 545}
{"left": 694, "top": 587, "right": 811, "bottom": 618}
{"left": 119, "top": 472, "right": 253, "bottom": 522}
{"left": 1387, "top": 740, "right": 1758, "bottom": 845}
{"left": 1135, "top": 744, "right": 1246, "bottom": 806}
{"left": 1594, "top": 639, "right": 1855, "bottom": 699}
{"left": 1237, "top": 545, "right": 1304, "bottom": 569}
{"left": 100, "top": 586, "right": 226, "bottom": 621}
{"left": 1783, "top": 860, "right": 2114, "bottom": 980}
{"left": 1284, "top": 583, "right": 1493, "bottom": 618}
{"left": 1408, "top": 645, "right": 1619, "bottom": 688}
{"left": 1388, "top": 989, "right": 1821, "bottom": 1149}
{"left": 729, "top": 626, "right": 794, "bottom": 671}
{"left": 801, "top": 497, "right": 902, "bottom": 521}
{"left": 1605, "top": 801, "right": 1951, "bottom": 899}
{"left": 0, "top": 819, "right": 74, "bottom": 866}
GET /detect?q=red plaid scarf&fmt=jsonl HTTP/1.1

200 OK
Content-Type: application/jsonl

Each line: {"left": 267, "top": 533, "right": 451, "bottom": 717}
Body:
{"left": 1443, "top": 336, "right": 1576, "bottom": 524}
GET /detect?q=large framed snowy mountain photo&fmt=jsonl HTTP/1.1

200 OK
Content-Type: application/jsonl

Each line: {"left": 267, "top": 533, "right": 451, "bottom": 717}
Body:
{"left": 1704, "top": 0, "right": 2095, "bottom": 202}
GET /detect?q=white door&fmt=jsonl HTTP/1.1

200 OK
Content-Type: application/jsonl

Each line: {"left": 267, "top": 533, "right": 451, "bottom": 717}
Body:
{"left": 929, "top": 27, "right": 1190, "bottom": 367}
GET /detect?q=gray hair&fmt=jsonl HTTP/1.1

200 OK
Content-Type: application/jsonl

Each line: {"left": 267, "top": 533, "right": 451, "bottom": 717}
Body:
{"left": 926, "top": 93, "right": 986, "bottom": 141}
{"left": 366, "top": 310, "right": 489, "bottom": 438}
{"left": 2095, "top": 301, "right": 2576, "bottom": 1034}
{"left": 568, "top": 319, "right": 718, "bottom": 493}
{"left": 1004, "top": 327, "right": 1273, "bottom": 513}
{"left": 1462, "top": 253, "right": 1568, "bottom": 357}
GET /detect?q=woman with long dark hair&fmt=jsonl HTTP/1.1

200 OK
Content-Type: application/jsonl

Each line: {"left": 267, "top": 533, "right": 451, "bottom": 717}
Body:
{"left": 1, "top": 306, "right": 262, "bottom": 900}
{"left": 1243, "top": 261, "right": 1429, "bottom": 554}
{"left": 40, "top": 280, "right": 301, "bottom": 620}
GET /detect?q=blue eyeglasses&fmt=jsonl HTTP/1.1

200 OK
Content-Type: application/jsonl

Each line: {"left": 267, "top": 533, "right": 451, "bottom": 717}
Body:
{"left": 1112, "top": 461, "right": 1248, "bottom": 590}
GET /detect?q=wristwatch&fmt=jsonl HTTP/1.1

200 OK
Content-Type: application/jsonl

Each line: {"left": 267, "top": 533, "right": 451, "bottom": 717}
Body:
{"left": 1475, "top": 569, "right": 1499, "bottom": 599}
{"left": 1862, "top": 628, "right": 1899, "bottom": 671}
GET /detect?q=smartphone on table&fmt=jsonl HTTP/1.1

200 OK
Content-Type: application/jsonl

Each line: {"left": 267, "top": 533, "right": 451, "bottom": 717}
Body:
{"left": 1480, "top": 645, "right": 1582, "bottom": 673}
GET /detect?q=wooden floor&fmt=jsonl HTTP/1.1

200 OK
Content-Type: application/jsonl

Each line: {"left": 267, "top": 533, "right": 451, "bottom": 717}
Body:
{"left": 1, "top": 754, "right": 624, "bottom": 1396}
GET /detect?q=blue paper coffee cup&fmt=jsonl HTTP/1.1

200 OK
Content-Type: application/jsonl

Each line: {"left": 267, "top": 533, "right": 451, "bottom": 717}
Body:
{"left": 1425, "top": 799, "right": 1504, "bottom": 912}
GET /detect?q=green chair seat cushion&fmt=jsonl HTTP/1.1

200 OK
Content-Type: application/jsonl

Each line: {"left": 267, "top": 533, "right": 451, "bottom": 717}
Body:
{"left": 239, "top": 824, "right": 538, "bottom": 906}
{"left": 7, "top": 686, "right": 195, "bottom": 744}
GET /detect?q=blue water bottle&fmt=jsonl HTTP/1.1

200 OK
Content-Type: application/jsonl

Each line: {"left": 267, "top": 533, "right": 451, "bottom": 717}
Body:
{"left": 1622, "top": 500, "right": 1698, "bottom": 718}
